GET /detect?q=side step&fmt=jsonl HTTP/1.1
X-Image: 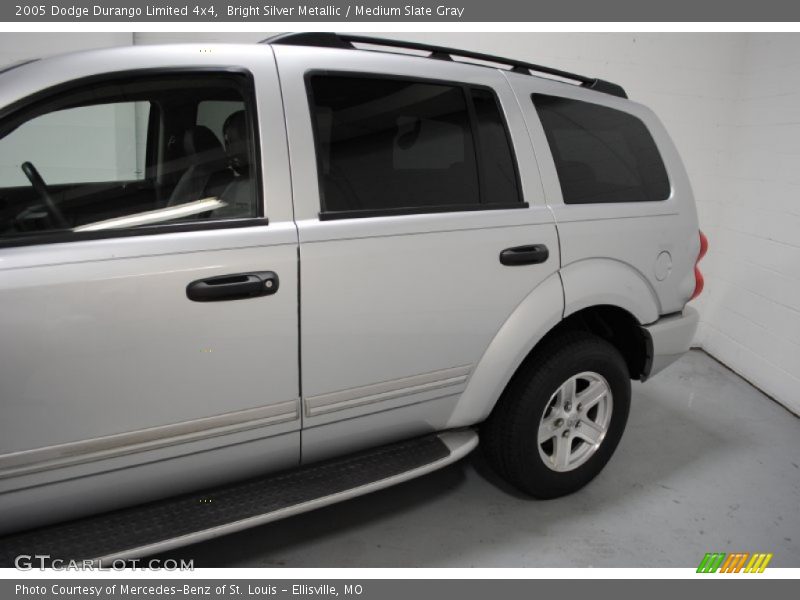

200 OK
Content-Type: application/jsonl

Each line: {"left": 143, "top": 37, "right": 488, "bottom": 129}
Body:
{"left": 0, "top": 430, "right": 477, "bottom": 565}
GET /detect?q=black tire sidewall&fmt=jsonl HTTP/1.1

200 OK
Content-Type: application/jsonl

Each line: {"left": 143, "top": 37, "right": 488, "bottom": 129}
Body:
{"left": 498, "top": 334, "right": 631, "bottom": 498}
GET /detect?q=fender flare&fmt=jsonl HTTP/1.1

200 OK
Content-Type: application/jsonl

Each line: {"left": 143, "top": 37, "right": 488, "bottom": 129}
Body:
{"left": 446, "top": 259, "right": 660, "bottom": 428}
{"left": 446, "top": 272, "right": 564, "bottom": 428}
{"left": 560, "top": 258, "right": 660, "bottom": 325}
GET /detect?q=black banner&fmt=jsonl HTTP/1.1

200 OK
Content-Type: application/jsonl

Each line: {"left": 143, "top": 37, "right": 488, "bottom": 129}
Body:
{"left": 4, "top": 0, "right": 800, "bottom": 22}
{"left": 3, "top": 580, "right": 799, "bottom": 600}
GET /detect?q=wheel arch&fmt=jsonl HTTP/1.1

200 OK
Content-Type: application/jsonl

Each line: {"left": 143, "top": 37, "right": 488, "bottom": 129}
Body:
{"left": 561, "top": 257, "right": 661, "bottom": 325}
{"left": 447, "top": 271, "right": 652, "bottom": 429}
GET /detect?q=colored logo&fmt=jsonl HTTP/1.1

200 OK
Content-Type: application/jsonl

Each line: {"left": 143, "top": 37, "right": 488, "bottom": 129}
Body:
{"left": 697, "top": 552, "right": 773, "bottom": 573}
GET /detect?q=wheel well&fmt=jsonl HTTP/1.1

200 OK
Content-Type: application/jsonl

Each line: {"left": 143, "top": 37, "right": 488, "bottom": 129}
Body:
{"left": 533, "top": 305, "right": 650, "bottom": 381}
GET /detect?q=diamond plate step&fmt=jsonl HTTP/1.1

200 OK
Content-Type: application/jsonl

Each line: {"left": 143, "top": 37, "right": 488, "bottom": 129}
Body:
{"left": 0, "top": 430, "right": 477, "bottom": 565}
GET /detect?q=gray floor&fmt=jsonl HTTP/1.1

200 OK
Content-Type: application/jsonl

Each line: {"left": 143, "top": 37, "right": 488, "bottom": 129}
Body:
{"left": 163, "top": 350, "right": 800, "bottom": 567}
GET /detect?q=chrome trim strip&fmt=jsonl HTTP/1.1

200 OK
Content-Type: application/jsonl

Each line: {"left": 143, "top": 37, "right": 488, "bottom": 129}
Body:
{"left": 92, "top": 429, "right": 479, "bottom": 564}
{"left": 0, "top": 400, "right": 299, "bottom": 480}
{"left": 305, "top": 365, "right": 471, "bottom": 417}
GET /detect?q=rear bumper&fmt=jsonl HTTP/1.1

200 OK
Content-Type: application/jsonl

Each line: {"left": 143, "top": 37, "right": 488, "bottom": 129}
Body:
{"left": 641, "top": 306, "right": 699, "bottom": 380}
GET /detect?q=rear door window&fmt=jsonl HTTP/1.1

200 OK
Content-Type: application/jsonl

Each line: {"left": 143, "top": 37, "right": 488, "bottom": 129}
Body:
{"left": 470, "top": 88, "right": 520, "bottom": 206}
{"left": 307, "top": 74, "right": 524, "bottom": 219}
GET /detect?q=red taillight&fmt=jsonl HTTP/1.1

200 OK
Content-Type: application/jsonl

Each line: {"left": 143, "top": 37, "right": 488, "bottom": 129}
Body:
{"left": 698, "top": 230, "right": 709, "bottom": 261}
{"left": 690, "top": 230, "right": 708, "bottom": 300}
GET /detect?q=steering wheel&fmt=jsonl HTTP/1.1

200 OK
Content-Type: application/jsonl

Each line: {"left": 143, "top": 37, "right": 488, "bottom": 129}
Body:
{"left": 21, "top": 161, "right": 69, "bottom": 229}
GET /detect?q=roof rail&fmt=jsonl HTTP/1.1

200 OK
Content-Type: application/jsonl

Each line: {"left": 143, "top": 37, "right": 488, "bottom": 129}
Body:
{"left": 263, "top": 32, "right": 627, "bottom": 99}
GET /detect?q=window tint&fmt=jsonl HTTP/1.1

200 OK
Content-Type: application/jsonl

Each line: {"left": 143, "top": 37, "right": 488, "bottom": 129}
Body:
{"left": 308, "top": 75, "right": 522, "bottom": 217}
{"left": 471, "top": 88, "right": 520, "bottom": 206}
{"left": 197, "top": 100, "right": 242, "bottom": 142}
{"left": 0, "top": 74, "right": 259, "bottom": 242}
{"left": 533, "top": 95, "right": 670, "bottom": 204}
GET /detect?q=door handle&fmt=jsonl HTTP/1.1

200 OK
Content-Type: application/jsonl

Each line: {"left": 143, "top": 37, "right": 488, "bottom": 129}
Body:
{"left": 499, "top": 244, "right": 549, "bottom": 266}
{"left": 186, "top": 271, "right": 279, "bottom": 302}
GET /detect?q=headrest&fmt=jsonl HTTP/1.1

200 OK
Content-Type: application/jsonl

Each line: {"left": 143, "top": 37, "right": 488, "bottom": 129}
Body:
{"left": 223, "top": 111, "right": 247, "bottom": 144}
{"left": 222, "top": 110, "right": 249, "bottom": 172}
{"left": 184, "top": 126, "right": 225, "bottom": 162}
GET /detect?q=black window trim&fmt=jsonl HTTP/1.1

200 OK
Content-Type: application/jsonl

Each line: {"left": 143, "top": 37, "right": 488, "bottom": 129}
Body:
{"left": 305, "top": 70, "right": 528, "bottom": 221}
{"left": 531, "top": 92, "right": 672, "bottom": 206}
{"left": 0, "top": 66, "right": 268, "bottom": 249}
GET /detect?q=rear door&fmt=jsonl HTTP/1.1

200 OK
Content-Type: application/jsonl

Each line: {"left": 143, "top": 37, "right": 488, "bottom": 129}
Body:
{"left": 275, "top": 46, "right": 560, "bottom": 462}
{"left": 0, "top": 50, "right": 300, "bottom": 532}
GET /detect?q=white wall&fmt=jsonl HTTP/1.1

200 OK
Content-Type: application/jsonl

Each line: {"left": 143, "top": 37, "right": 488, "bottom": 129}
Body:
{"left": 694, "top": 34, "right": 800, "bottom": 414}
{"left": 0, "top": 32, "right": 132, "bottom": 67}
{"left": 0, "top": 101, "right": 148, "bottom": 186}
{"left": 0, "top": 33, "right": 797, "bottom": 412}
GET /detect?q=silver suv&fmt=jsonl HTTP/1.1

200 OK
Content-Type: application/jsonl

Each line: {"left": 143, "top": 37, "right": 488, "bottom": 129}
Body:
{"left": 0, "top": 33, "right": 704, "bottom": 562}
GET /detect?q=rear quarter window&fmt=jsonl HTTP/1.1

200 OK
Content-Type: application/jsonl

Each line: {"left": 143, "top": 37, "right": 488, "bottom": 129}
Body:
{"left": 532, "top": 94, "right": 670, "bottom": 204}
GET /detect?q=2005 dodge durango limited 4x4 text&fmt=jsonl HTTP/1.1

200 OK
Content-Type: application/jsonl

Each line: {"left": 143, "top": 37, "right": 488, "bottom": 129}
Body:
{"left": 0, "top": 33, "right": 706, "bottom": 562}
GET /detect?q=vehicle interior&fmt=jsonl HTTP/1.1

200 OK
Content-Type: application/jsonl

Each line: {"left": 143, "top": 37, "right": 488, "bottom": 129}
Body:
{"left": 0, "top": 73, "right": 258, "bottom": 239}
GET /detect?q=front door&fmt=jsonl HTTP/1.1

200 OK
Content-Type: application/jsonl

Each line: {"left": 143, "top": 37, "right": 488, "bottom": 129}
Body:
{"left": 0, "top": 60, "right": 300, "bottom": 533}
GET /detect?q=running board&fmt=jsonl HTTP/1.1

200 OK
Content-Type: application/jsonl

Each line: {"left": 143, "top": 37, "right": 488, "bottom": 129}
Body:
{"left": 0, "top": 430, "right": 477, "bottom": 565}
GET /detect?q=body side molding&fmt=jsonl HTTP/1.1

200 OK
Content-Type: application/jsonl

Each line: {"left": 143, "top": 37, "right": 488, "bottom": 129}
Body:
{"left": 0, "top": 400, "right": 300, "bottom": 480}
{"left": 305, "top": 365, "right": 472, "bottom": 417}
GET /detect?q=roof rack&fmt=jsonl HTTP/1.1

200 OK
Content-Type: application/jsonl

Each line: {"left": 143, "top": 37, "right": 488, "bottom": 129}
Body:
{"left": 263, "top": 32, "right": 627, "bottom": 99}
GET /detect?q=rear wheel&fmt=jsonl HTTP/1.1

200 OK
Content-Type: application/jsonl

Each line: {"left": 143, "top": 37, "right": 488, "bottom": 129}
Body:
{"left": 482, "top": 332, "right": 631, "bottom": 498}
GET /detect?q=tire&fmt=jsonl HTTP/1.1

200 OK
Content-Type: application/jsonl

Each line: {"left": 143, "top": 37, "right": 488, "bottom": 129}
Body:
{"left": 481, "top": 331, "right": 631, "bottom": 499}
